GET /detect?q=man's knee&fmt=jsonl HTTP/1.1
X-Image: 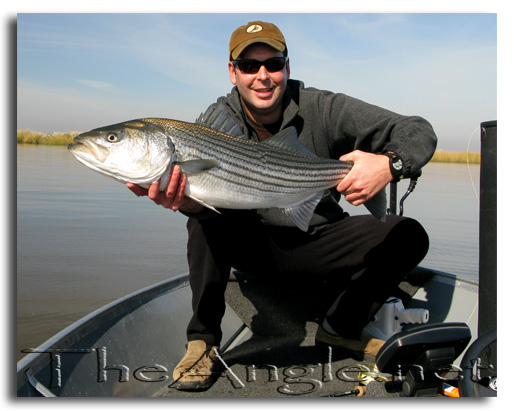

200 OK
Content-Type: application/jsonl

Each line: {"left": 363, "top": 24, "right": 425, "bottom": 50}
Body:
{"left": 394, "top": 217, "right": 430, "bottom": 264}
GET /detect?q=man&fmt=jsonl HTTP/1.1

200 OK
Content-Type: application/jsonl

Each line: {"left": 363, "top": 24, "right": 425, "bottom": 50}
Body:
{"left": 128, "top": 21, "right": 437, "bottom": 392}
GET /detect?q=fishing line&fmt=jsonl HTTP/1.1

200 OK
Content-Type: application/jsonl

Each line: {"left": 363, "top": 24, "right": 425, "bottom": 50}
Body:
{"left": 466, "top": 126, "right": 480, "bottom": 202}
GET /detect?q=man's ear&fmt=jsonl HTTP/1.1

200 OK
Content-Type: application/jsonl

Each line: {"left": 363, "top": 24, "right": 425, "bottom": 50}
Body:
{"left": 228, "top": 61, "right": 237, "bottom": 85}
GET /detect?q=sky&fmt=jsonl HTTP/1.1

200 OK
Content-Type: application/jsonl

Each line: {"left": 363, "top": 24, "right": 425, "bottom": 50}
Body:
{"left": 15, "top": 12, "right": 497, "bottom": 152}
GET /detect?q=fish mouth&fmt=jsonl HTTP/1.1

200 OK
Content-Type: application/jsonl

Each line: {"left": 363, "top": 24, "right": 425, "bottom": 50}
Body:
{"left": 68, "top": 139, "right": 109, "bottom": 163}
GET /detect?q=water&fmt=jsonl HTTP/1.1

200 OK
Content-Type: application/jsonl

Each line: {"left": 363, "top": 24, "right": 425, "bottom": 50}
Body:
{"left": 16, "top": 145, "right": 480, "bottom": 361}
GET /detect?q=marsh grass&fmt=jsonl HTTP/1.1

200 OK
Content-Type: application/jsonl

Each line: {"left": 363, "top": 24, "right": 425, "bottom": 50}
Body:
{"left": 17, "top": 129, "right": 481, "bottom": 164}
{"left": 17, "top": 129, "right": 79, "bottom": 146}
{"left": 430, "top": 151, "right": 480, "bottom": 164}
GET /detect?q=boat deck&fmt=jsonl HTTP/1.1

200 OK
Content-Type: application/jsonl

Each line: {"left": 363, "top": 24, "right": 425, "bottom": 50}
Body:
{"left": 158, "top": 267, "right": 477, "bottom": 398}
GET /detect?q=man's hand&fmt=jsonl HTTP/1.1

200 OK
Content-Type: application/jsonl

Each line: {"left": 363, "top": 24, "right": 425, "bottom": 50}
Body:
{"left": 336, "top": 150, "right": 393, "bottom": 206}
{"left": 126, "top": 165, "right": 204, "bottom": 213}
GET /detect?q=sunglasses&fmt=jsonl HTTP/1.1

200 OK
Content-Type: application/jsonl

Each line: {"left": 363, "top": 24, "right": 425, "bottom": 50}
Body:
{"left": 232, "top": 57, "right": 288, "bottom": 74}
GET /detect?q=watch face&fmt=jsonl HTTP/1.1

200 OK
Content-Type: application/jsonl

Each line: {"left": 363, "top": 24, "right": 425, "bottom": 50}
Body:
{"left": 393, "top": 159, "right": 403, "bottom": 171}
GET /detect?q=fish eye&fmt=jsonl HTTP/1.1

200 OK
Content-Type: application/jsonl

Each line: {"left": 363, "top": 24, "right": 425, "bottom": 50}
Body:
{"left": 105, "top": 132, "right": 120, "bottom": 143}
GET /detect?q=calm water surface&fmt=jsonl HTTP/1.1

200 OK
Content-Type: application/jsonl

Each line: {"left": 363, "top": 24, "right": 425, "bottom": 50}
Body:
{"left": 16, "top": 145, "right": 480, "bottom": 360}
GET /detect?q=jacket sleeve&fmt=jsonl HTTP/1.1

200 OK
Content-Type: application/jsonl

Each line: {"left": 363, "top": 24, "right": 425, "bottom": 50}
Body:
{"left": 310, "top": 88, "right": 438, "bottom": 178}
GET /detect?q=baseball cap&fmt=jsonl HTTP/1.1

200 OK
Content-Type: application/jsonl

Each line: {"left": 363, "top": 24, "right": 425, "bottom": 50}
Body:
{"left": 229, "top": 21, "right": 287, "bottom": 60}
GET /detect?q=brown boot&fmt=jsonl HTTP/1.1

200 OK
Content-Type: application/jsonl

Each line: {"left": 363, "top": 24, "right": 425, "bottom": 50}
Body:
{"left": 315, "top": 325, "right": 385, "bottom": 361}
{"left": 171, "top": 340, "right": 221, "bottom": 391}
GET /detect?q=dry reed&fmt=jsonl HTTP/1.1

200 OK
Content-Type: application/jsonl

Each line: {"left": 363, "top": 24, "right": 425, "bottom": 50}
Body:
{"left": 430, "top": 151, "right": 480, "bottom": 164}
{"left": 17, "top": 129, "right": 79, "bottom": 146}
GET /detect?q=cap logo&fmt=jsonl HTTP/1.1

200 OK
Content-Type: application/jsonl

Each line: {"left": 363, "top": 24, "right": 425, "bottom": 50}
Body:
{"left": 246, "top": 24, "right": 263, "bottom": 33}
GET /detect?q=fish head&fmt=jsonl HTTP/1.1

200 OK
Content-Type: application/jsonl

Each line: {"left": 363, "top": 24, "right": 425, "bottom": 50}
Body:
{"left": 68, "top": 119, "right": 173, "bottom": 185}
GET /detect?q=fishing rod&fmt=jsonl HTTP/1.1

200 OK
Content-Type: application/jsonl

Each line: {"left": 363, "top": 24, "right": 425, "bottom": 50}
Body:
{"left": 323, "top": 385, "right": 366, "bottom": 397}
{"left": 388, "top": 170, "right": 422, "bottom": 216}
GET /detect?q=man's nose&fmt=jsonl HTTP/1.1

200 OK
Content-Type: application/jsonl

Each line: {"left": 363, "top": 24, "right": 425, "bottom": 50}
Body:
{"left": 256, "top": 64, "right": 270, "bottom": 80}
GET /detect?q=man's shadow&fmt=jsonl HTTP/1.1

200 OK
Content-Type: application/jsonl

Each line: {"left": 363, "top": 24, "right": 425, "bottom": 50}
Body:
{"left": 222, "top": 267, "right": 434, "bottom": 367}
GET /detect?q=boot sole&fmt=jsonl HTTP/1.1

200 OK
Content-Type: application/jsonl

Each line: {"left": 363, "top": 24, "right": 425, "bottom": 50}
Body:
{"left": 171, "top": 373, "right": 221, "bottom": 392}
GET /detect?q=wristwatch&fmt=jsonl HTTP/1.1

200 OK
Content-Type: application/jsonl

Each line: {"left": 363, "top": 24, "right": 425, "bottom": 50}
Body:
{"left": 382, "top": 152, "right": 404, "bottom": 182}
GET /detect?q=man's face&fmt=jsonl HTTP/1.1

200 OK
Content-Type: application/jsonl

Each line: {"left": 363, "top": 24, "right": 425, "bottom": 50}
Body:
{"left": 229, "top": 43, "right": 290, "bottom": 121}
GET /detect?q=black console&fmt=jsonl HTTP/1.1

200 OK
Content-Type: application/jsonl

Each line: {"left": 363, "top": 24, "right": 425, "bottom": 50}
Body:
{"left": 375, "top": 322, "right": 472, "bottom": 396}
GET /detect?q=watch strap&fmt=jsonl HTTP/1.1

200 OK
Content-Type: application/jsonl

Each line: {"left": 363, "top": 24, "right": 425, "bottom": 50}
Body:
{"left": 382, "top": 152, "right": 404, "bottom": 183}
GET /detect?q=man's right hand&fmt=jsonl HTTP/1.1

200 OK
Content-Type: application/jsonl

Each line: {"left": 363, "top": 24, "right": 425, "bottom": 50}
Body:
{"left": 126, "top": 164, "right": 204, "bottom": 213}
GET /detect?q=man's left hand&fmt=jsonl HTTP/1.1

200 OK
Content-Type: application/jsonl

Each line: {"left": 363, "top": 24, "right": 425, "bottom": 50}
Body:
{"left": 336, "top": 150, "right": 393, "bottom": 206}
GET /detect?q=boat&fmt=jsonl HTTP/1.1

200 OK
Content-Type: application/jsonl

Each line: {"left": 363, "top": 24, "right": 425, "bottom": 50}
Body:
{"left": 16, "top": 121, "right": 497, "bottom": 398}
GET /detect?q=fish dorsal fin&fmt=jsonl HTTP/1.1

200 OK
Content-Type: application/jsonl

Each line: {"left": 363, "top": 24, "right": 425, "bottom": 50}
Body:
{"left": 262, "top": 127, "right": 315, "bottom": 157}
{"left": 196, "top": 102, "right": 247, "bottom": 139}
{"left": 280, "top": 191, "right": 324, "bottom": 232}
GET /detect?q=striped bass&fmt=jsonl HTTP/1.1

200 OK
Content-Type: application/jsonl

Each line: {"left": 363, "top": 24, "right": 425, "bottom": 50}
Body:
{"left": 68, "top": 118, "right": 353, "bottom": 231}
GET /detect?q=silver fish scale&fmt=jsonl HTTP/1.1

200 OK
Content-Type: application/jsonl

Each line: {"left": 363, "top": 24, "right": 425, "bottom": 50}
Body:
{"left": 143, "top": 119, "right": 351, "bottom": 208}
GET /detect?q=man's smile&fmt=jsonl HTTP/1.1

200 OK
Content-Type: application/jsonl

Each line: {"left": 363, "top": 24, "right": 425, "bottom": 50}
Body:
{"left": 253, "top": 87, "right": 274, "bottom": 97}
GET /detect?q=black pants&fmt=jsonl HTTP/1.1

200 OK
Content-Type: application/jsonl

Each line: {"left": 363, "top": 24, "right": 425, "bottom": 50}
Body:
{"left": 186, "top": 210, "right": 429, "bottom": 345}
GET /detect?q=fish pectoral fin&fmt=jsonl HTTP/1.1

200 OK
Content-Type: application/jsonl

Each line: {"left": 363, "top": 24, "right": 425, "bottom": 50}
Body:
{"left": 177, "top": 159, "right": 220, "bottom": 175}
{"left": 280, "top": 191, "right": 324, "bottom": 232}
{"left": 187, "top": 194, "right": 221, "bottom": 214}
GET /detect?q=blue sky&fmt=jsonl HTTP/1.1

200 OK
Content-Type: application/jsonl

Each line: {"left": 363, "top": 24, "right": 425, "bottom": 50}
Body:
{"left": 17, "top": 12, "right": 497, "bottom": 151}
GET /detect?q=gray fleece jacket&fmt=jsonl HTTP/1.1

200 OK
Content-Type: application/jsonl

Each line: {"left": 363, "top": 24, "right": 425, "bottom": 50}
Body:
{"left": 189, "top": 79, "right": 437, "bottom": 229}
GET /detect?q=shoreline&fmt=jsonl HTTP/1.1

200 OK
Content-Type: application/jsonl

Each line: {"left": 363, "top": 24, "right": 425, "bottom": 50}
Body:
{"left": 16, "top": 130, "right": 481, "bottom": 164}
